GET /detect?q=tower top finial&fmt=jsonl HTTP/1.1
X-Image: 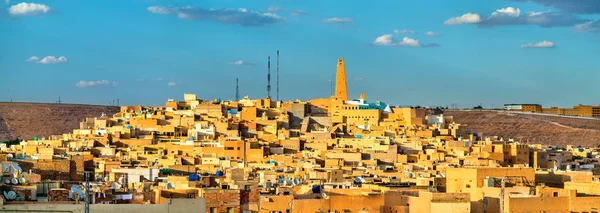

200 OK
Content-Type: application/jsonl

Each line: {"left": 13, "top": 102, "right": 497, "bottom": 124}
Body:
{"left": 360, "top": 92, "right": 365, "bottom": 100}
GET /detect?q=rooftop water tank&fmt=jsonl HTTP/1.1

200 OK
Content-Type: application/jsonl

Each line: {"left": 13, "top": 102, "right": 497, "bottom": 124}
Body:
{"left": 215, "top": 170, "right": 224, "bottom": 177}
{"left": 188, "top": 174, "right": 200, "bottom": 181}
{"left": 311, "top": 185, "right": 321, "bottom": 193}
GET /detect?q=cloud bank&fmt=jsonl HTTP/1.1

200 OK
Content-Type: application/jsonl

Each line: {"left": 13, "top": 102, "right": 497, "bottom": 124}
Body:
{"left": 445, "top": 7, "right": 588, "bottom": 27}
{"left": 148, "top": 6, "right": 285, "bottom": 27}
{"left": 513, "top": 0, "right": 600, "bottom": 14}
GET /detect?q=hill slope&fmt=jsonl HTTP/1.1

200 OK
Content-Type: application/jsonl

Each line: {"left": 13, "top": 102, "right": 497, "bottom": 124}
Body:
{"left": 0, "top": 102, "right": 119, "bottom": 141}
{"left": 445, "top": 110, "right": 600, "bottom": 147}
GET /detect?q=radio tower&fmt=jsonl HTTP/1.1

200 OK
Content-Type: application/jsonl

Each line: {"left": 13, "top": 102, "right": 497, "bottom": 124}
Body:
{"left": 267, "top": 56, "right": 271, "bottom": 99}
{"left": 235, "top": 78, "right": 239, "bottom": 101}
{"left": 277, "top": 50, "right": 280, "bottom": 101}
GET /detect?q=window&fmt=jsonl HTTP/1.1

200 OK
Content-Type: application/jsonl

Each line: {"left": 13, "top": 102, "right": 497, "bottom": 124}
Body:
{"left": 244, "top": 185, "right": 251, "bottom": 192}
{"left": 553, "top": 192, "right": 559, "bottom": 197}
{"left": 225, "top": 147, "right": 234, "bottom": 150}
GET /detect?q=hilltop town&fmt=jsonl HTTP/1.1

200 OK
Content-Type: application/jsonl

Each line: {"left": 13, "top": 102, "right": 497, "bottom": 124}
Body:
{"left": 1, "top": 59, "right": 600, "bottom": 213}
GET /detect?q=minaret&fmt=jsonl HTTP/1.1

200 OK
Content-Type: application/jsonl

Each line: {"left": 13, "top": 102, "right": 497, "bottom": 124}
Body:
{"left": 335, "top": 58, "right": 348, "bottom": 101}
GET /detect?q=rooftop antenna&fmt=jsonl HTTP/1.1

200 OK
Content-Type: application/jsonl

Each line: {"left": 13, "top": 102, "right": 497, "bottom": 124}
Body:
{"left": 267, "top": 56, "right": 271, "bottom": 99}
{"left": 235, "top": 78, "right": 239, "bottom": 101}
{"left": 277, "top": 50, "right": 280, "bottom": 101}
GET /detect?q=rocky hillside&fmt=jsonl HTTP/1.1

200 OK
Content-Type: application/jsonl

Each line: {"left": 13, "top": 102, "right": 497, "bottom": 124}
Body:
{"left": 0, "top": 102, "right": 119, "bottom": 141}
{"left": 445, "top": 110, "right": 600, "bottom": 147}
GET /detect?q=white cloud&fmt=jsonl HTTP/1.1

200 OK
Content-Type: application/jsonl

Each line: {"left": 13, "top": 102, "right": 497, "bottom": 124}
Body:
{"left": 37, "top": 56, "right": 67, "bottom": 64}
{"left": 266, "top": 6, "right": 307, "bottom": 16}
{"left": 153, "top": 77, "right": 164, "bottom": 81}
{"left": 398, "top": 37, "right": 421, "bottom": 48}
{"left": 373, "top": 34, "right": 432, "bottom": 48}
{"left": 521, "top": 41, "right": 555, "bottom": 48}
{"left": 26, "top": 55, "right": 67, "bottom": 64}
{"left": 4, "top": 0, "right": 9, "bottom": 5}
{"left": 167, "top": 82, "right": 177, "bottom": 87}
{"left": 425, "top": 31, "right": 440, "bottom": 36}
{"left": 9, "top": 2, "right": 50, "bottom": 16}
{"left": 76, "top": 80, "right": 116, "bottom": 88}
{"left": 229, "top": 60, "right": 254, "bottom": 66}
{"left": 575, "top": 20, "right": 600, "bottom": 33}
{"left": 491, "top": 7, "right": 521, "bottom": 17}
{"left": 25, "top": 56, "right": 39, "bottom": 62}
{"left": 373, "top": 34, "right": 394, "bottom": 46}
{"left": 322, "top": 17, "right": 353, "bottom": 24}
{"left": 394, "top": 29, "right": 415, "bottom": 34}
{"left": 444, "top": 13, "right": 482, "bottom": 25}
{"left": 147, "top": 6, "right": 172, "bottom": 15}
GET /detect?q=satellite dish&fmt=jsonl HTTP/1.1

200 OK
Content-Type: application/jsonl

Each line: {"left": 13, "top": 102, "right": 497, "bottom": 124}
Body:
{"left": 2, "top": 165, "right": 9, "bottom": 172}
{"left": 6, "top": 154, "right": 13, "bottom": 160}
{"left": 104, "top": 176, "right": 109, "bottom": 182}
{"left": 11, "top": 178, "right": 18, "bottom": 185}
{"left": 19, "top": 177, "right": 26, "bottom": 184}
{"left": 71, "top": 186, "right": 84, "bottom": 200}
{"left": 3, "top": 191, "right": 16, "bottom": 200}
{"left": 167, "top": 183, "right": 175, "bottom": 189}
{"left": 322, "top": 193, "right": 328, "bottom": 199}
{"left": 11, "top": 164, "right": 22, "bottom": 173}
{"left": 111, "top": 182, "right": 121, "bottom": 190}
{"left": 4, "top": 179, "right": 9, "bottom": 184}
{"left": 118, "top": 176, "right": 125, "bottom": 184}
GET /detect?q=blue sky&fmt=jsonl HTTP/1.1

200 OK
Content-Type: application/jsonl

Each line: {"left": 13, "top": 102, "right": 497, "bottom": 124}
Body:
{"left": 1, "top": 0, "right": 600, "bottom": 108}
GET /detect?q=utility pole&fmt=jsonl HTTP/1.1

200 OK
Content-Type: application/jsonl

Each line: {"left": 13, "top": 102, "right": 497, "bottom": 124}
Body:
{"left": 85, "top": 171, "right": 91, "bottom": 213}
{"left": 329, "top": 79, "right": 332, "bottom": 96}
{"left": 500, "top": 178, "right": 506, "bottom": 213}
{"left": 117, "top": 99, "right": 120, "bottom": 106}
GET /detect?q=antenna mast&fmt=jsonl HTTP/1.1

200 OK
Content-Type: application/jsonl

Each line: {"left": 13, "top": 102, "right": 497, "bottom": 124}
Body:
{"left": 277, "top": 50, "right": 280, "bottom": 101}
{"left": 267, "top": 56, "right": 271, "bottom": 99}
{"left": 235, "top": 78, "right": 239, "bottom": 101}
